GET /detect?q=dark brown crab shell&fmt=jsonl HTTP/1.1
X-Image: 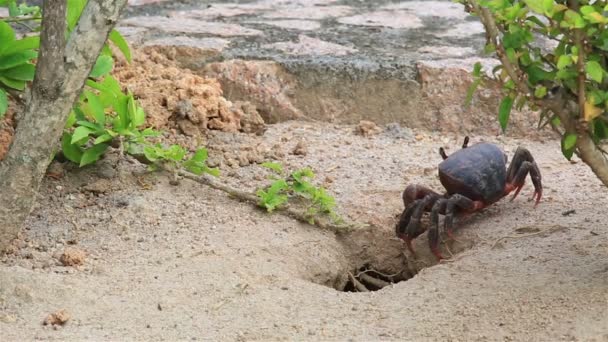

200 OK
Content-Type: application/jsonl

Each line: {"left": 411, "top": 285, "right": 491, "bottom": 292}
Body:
{"left": 438, "top": 142, "right": 507, "bottom": 204}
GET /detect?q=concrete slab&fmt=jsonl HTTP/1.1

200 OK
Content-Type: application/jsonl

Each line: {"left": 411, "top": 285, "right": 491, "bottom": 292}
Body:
{"left": 120, "top": 0, "right": 545, "bottom": 137}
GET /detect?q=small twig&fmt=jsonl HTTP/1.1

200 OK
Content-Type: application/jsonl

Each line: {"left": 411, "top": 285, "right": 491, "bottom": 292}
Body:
{"left": 348, "top": 272, "right": 369, "bottom": 292}
{"left": 354, "top": 268, "right": 402, "bottom": 280}
{"left": 177, "top": 170, "right": 366, "bottom": 234}
{"left": 491, "top": 225, "right": 568, "bottom": 249}
{"left": 357, "top": 273, "right": 391, "bottom": 289}
{"left": 0, "top": 16, "right": 42, "bottom": 22}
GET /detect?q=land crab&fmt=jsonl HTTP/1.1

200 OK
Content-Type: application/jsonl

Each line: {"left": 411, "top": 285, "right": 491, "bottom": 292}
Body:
{"left": 396, "top": 137, "right": 542, "bottom": 260}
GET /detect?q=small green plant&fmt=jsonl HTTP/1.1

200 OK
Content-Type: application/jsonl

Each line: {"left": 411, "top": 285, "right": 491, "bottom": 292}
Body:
{"left": 61, "top": 75, "right": 159, "bottom": 166}
{"left": 0, "top": 21, "right": 38, "bottom": 117}
{"left": 144, "top": 144, "right": 219, "bottom": 177}
{"left": 257, "top": 162, "right": 340, "bottom": 224}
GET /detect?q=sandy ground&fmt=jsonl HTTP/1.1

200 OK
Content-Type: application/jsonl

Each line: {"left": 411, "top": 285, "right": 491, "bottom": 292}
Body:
{"left": 1, "top": 119, "right": 607, "bottom": 341}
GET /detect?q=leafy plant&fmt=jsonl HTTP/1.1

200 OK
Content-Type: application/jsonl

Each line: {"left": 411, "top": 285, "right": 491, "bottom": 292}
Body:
{"left": 257, "top": 162, "right": 340, "bottom": 223}
{"left": 0, "top": 21, "right": 38, "bottom": 118}
{"left": 0, "top": 0, "right": 131, "bottom": 118}
{"left": 145, "top": 144, "right": 220, "bottom": 177}
{"left": 61, "top": 76, "right": 160, "bottom": 166}
{"left": 461, "top": 0, "right": 608, "bottom": 187}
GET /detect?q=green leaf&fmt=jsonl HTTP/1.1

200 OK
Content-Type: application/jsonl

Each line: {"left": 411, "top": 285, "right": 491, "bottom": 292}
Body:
{"left": 556, "top": 55, "right": 572, "bottom": 69}
{"left": 202, "top": 165, "right": 220, "bottom": 177}
{"left": 93, "top": 133, "right": 113, "bottom": 145}
{"left": 0, "top": 50, "right": 37, "bottom": 70}
{"left": 465, "top": 78, "right": 481, "bottom": 107}
{"left": 67, "top": 0, "right": 86, "bottom": 31}
{"left": 113, "top": 95, "right": 130, "bottom": 131}
{"left": 586, "top": 60, "right": 604, "bottom": 83}
{"left": 65, "top": 110, "right": 77, "bottom": 128}
{"left": 561, "top": 133, "right": 577, "bottom": 160}
{"left": 0, "top": 21, "right": 16, "bottom": 55}
{"left": 143, "top": 145, "right": 159, "bottom": 162}
{"left": 534, "top": 85, "right": 547, "bottom": 98}
{"left": 80, "top": 143, "right": 109, "bottom": 167}
{"left": 3, "top": 36, "right": 39, "bottom": 55}
{"left": 127, "top": 95, "right": 145, "bottom": 127}
{"left": 75, "top": 120, "right": 103, "bottom": 132}
{"left": 0, "top": 88, "right": 7, "bottom": 119}
{"left": 1, "top": 63, "right": 35, "bottom": 81}
{"left": 109, "top": 29, "right": 132, "bottom": 63}
{"left": 498, "top": 95, "right": 514, "bottom": 132}
{"left": 524, "top": 0, "right": 544, "bottom": 14}
{"left": 0, "top": 76, "right": 26, "bottom": 90}
{"left": 61, "top": 133, "right": 83, "bottom": 164}
{"left": 190, "top": 148, "right": 208, "bottom": 162}
{"left": 261, "top": 161, "right": 283, "bottom": 174}
{"left": 89, "top": 55, "right": 113, "bottom": 78}
{"left": 84, "top": 91, "right": 106, "bottom": 125}
{"left": 71, "top": 126, "right": 94, "bottom": 144}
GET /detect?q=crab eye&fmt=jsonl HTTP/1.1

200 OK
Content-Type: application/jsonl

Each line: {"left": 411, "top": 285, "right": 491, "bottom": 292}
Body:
{"left": 503, "top": 153, "right": 508, "bottom": 164}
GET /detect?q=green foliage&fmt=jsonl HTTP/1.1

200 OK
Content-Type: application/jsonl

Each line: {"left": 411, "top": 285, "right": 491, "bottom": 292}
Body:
{"left": 0, "top": 0, "right": 131, "bottom": 118}
{"left": 61, "top": 77, "right": 159, "bottom": 166}
{"left": 257, "top": 163, "right": 340, "bottom": 224}
{"left": 0, "top": 21, "right": 37, "bottom": 117}
{"left": 462, "top": 0, "right": 608, "bottom": 160}
{"left": 144, "top": 144, "right": 219, "bottom": 177}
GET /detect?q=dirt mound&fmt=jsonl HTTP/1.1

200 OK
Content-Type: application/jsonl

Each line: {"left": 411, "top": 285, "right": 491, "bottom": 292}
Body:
{"left": 113, "top": 47, "right": 265, "bottom": 137}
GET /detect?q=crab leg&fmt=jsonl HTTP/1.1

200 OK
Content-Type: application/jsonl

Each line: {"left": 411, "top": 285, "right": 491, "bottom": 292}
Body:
{"left": 396, "top": 185, "right": 441, "bottom": 256}
{"left": 505, "top": 147, "right": 543, "bottom": 206}
{"left": 428, "top": 194, "right": 483, "bottom": 260}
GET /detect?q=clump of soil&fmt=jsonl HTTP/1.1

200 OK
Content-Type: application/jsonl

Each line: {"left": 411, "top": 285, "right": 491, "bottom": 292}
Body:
{"left": 113, "top": 47, "right": 265, "bottom": 137}
{"left": 58, "top": 247, "right": 86, "bottom": 266}
{"left": 43, "top": 309, "right": 70, "bottom": 326}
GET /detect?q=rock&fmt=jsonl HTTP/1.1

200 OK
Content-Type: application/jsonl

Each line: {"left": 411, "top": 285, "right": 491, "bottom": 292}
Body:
{"left": 177, "top": 119, "right": 201, "bottom": 137}
{"left": 46, "top": 161, "right": 65, "bottom": 179}
{"left": 58, "top": 247, "right": 86, "bottom": 266}
{"left": 231, "top": 101, "right": 266, "bottom": 135}
{"left": 356, "top": 120, "right": 382, "bottom": 137}
{"left": 82, "top": 179, "right": 113, "bottom": 194}
{"left": 43, "top": 309, "right": 70, "bottom": 326}
{"left": 292, "top": 141, "right": 308, "bottom": 156}
{"left": 237, "top": 152, "right": 250, "bottom": 167}
{"left": 95, "top": 161, "right": 117, "bottom": 179}
{"left": 384, "top": 123, "right": 413, "bottom": 140}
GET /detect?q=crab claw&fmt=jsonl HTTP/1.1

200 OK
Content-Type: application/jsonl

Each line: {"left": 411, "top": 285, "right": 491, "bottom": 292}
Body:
{"left": 509, "top": 183, "right": 524, "bottom": 202}
{"left": 532, "top": 189, "right": 542, "bottom": 207}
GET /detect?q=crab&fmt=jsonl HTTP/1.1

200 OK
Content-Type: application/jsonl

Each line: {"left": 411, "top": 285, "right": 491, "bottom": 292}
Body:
{"left": 395, "top": 137, "right": 542, "bottom": 260}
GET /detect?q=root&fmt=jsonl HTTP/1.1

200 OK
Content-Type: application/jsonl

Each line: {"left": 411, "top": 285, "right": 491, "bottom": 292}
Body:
{"left": 355, "top": 268, "right": 402, "bottom": 280}
{"left": 358, "top": 273, "right": 391, "bottom": 289}
{"left": 348, "top": 272, "right": 369, "bottom": 292}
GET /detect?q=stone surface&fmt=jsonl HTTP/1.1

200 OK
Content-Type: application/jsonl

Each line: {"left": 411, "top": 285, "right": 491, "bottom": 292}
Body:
{"left": 337, "top": 10, "right": 423, "bottom": 29}
{"left": 264, "top": 35, "right": 357, "bottom": 56}
{"left": 121, "top": 16, "right": 264, "bottom": 36}
{"left": 119, "top": 0, "right": 547, "bottom": 137}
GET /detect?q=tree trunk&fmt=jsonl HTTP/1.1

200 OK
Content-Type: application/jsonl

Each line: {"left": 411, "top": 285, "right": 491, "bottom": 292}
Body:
{"left": 0, "top": 0, "right": 128, "bottom": 252}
